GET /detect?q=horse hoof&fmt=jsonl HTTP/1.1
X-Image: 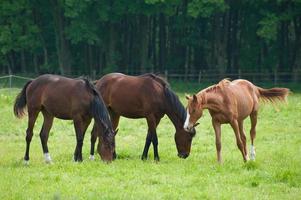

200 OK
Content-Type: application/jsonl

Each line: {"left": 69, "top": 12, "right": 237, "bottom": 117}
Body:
{"left": 24, "top": 160, "right": 29, "bottom": 165}
{"left": 141, "top": 155, "right": 147, "bottom": 161}
{"left": 45, "top": 159, "right": 53, "bottom": 164}
{"left": 44, "top": 153, "right": 52, "bottom": 164}
{"left": 89, "top": 155, "right": 95, "bottom": 161}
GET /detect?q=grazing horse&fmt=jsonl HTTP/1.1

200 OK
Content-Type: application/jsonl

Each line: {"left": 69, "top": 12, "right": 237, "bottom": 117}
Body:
{"left": 13, "top": 74, "right": 115, "bottom": 163}
{"left": 184, "top": 79, "right": 289, "bottom": 163}
{"left": 90, "top": 73, "right": 196, "bottom": 161}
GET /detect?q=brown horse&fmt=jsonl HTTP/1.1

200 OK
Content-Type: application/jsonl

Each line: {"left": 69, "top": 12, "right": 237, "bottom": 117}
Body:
{"left": 184, "top": 79, "right": 289, "bottom": 163}
{"left": 14, "top": 74, "right": 116, "bottom": 164}
{"left": 89, "top": 73, "right": 196, "bottom": 161}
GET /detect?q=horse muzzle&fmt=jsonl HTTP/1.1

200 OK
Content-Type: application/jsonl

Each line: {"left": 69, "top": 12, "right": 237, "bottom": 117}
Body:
{"left": 178, "top": 152, "right": 189, "bottom": 159}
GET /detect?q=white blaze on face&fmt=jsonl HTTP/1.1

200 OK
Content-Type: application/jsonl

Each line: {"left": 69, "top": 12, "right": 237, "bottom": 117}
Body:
{"left": 184, "top": 108, "right": 192, "bottom": 130}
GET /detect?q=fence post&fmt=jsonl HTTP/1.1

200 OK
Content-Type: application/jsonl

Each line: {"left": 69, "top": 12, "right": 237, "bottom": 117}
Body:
{"left": 274, "top": 69, "right": 277, "bottom": 85}
{"left": 92, "top": 70, "right": 96, "bottom": 80}
{"left": 198, "top": 70, "right": 202, "bottom": 83}
{"left": 164, "top": 70, "right": 168, "bottom": 82}
{"left": 9, "top": 74, "right": 12, "bottom": 94}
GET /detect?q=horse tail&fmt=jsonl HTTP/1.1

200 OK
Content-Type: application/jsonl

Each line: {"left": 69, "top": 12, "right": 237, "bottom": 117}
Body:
{"left": 256, "top": 86, "right": 290, "bottom": 103}
{"left": 14, "top": 80, "right": 32, "bottom": 118}
{"left": 83, "top": 79, "right": 112, "bottom": 131}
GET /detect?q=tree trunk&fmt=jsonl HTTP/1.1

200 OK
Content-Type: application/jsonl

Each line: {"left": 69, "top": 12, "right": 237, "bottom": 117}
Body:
{"left": 105, "top": 23, "right": 117, "bottom": 71}
{"left": 152, "top": 16, "right": 157, "bottom": 71}
{"left": 139, "top": 15, "right": 149, "bottom": 72}
{"left": 50, "top": 0, "right": 72, "bottom": 75}
{"left": 292, "top": 16, "right": 301, "bottom": 82}
{"left": 20, "top": 50, "right": 26, "bottom": 73}
{"left": 33, "top": 53, "right": 39, "bottom": 73}
{"left": 159, "top": 13, "right": 166, "bottom": 71}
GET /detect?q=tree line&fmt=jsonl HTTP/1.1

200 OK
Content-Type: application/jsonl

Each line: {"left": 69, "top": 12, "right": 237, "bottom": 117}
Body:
{"left": 1, "top": 0, "right": 301, "bottom": 79}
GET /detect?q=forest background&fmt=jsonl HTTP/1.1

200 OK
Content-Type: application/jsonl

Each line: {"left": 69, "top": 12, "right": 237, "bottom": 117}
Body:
{"left": 1, "top": 0, "right": 301, "bottom": 81}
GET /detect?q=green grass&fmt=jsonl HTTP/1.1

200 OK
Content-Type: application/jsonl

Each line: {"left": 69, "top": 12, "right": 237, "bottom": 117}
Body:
{"left": 0, "top": 82, "right": 301, "bottom": 200}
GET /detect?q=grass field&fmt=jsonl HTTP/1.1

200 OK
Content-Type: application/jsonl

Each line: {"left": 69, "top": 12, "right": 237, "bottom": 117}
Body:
{"left": 0, "top": 82, "right": 301, "bottom": 199}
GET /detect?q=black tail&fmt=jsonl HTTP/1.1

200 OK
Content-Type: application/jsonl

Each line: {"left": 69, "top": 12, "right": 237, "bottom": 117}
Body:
{"left": 14, "top": 80, "right": 32, "bottom": 118}
{"left": 83, "top": 79, "right": 113, "bottom": 132}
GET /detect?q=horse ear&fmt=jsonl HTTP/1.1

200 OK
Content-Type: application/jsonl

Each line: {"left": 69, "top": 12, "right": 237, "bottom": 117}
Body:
{"left": 193, "top": 94, "right": 198, "bottom": 103}
{"left": 193, "top": 122, "right": 200, "bottom": 128}
{"left": 185, "top": 94, "right": 190, "bottom": 100}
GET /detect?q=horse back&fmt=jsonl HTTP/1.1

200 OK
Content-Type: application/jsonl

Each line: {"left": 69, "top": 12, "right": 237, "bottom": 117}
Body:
{"left": 95, "top": 73, "right": 166, "bottom": 118}
{"left": 27, "top": 74, "right": 92, "bottom": 119}
{"left": 227, "top": 80, "right": 259, "bottom": 118}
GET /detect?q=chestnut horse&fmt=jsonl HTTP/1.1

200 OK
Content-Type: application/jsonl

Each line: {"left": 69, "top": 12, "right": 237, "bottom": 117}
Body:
{"left": 184, "top": 79, "right": 289, "bottom": 163}
{"left": 90, "top": 73, "right": 196, "bottom": 161}
{"left": 14, "top": 74, "right": 115, "bottom": 163}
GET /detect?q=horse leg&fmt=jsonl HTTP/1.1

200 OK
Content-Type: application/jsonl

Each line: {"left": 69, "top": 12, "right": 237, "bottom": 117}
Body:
{"left": 40, "top": 110, "right": 54, "bottom": 163}
{"left": 147, "top": 115, "right": 160, "bottom": 161}
{"left": 141, "top": 130, "right": 152, "bottom": 160}
{"left": 238, "top": 120, "right": 249, "bottom": 161}
{"left": 24, "top": 109, "right": 39, "bottom": 164}
{"left": 110, "top": 111, "right": 120, "bottom": 160}
{"left": 73, "top": 118, "right": 90, "bottom": 162}
{"left": 90, "top": 123, "right": 97, "bottom": 160}
{"left": 230, "top": 119, "right": 247, "bottom": 162}
{"left": 250, "top": 111, "right": 258, "bottom": 160}
{"left": 141, "top": 115, "right": 160, "bottom": 161}
{"left": 212, "top": 120, "right": 222, "bottom": 163}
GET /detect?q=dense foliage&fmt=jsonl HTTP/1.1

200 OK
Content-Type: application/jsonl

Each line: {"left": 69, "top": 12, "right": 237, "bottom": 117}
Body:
{"left": 1, "top": 0, "right": 301, "bottom": 77}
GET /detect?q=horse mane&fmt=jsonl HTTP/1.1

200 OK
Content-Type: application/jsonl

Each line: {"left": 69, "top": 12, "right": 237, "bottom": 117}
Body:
{"left": 164, "top": 87, "right": 187, "bottom": 123}
{"left": 140, "top": 73, "right": 186, "bottom": 123}
{"left": 204, "top": 79, "right": 231, "bottom": 93}
{"left": 82, "top": 78, "right": 114, "bottom": 139}
{"left": 139, "top": 73, "right": 169, "bottom": 87}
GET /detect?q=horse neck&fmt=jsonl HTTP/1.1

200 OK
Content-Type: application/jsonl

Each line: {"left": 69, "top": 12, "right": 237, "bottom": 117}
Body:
{"left": 199, "top": 91, "right": 223, "bottom": 112}
{"left": 165, "top": 105, "right": 184, "bottom": 130}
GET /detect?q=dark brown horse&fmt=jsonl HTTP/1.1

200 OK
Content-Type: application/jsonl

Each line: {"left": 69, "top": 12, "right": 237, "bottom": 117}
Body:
{"left": 184, "top": 79, "right": 289, "bottom": 163}
{"left": 90, "top": 73, "right": 196, "bottom": 161}
{"left": 14, "top": 74, "right": 116, "bottom": 164}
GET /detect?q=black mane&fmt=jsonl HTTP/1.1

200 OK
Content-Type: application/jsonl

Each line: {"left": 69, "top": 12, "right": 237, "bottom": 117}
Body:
{"left": 141, "top": 74, "right": 186, "bottom": 124}
{"left": 164, "top": 87, "right": 187, "bottom": 124}
{"left": 139, "top": 73, "right": 169, "bottom": 87}
{"left": 83, "top": 78, "right": 114, "bottom": 140}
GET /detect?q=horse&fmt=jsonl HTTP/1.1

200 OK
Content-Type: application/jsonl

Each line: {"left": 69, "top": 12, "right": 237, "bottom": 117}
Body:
{"left": 184, "top": 79, "right": 289, "bottom": 163}
{"left": 89, "top": 73, "right": 197, "bottom": 161}
{"left": 13, "top": 74, "right": 116, "bottom": 164}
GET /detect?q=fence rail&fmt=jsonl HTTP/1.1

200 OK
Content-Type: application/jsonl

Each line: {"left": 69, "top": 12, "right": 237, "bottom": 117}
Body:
{"left": 0, "top": 70, "right": 300, "bottom": 90}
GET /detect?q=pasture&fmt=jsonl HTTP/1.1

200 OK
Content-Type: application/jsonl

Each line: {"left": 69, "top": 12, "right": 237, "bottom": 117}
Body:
{"left": 0, "top": 82, "right": 300, "bottom": 199}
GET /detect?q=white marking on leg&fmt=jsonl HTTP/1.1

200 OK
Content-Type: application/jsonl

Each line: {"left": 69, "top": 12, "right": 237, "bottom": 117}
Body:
{"left": 44, "top": 153, "right": 52, "bottom": 163}
{"left": 184, "top": 109, "right": 191, "bottom": 130}
{"left": 24, "top": 160, "right": 29, "bottom": 165}
{"left": 89, "top": 155, "right": 95, "bottom": 161}
{"left": 250, "top": 145, "right": 256, "bottom": 160}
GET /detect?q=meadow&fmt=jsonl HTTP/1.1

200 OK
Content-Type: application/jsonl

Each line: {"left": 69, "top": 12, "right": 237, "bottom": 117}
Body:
{"left": 0, "top": 81, "right": 300, "bottom": 199}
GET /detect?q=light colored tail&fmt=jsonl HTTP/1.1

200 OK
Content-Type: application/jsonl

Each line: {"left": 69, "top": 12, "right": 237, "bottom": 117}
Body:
{"left": 257, "top": 87, "right": 290, "bottom": 103}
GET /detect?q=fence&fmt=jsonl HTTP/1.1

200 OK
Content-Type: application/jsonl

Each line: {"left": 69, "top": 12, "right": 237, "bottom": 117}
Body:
{"left": 0, "top": 70, "right": 300, "bottom": 90}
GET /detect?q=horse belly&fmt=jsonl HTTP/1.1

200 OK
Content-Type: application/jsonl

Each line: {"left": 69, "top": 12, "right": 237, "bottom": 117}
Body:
{"left": 236, "top": 95, "right": 253, "bottom": 120}
{"left": 110, "top": 100, "right": 148, "bottom": 118}
{"left": 44, "top": 101, "right": 73, "bottom": 119}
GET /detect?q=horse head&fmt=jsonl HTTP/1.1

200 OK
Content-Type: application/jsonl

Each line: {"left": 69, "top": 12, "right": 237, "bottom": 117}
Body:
{"left": 184, "top": 94, "right": 202, "bottom": 132}
{"left": 97, "top": 128, "right": 118, "bottom": 162}
{"left": 174, "top": 126, "right": 196, "bottom": 159}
